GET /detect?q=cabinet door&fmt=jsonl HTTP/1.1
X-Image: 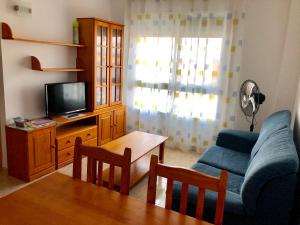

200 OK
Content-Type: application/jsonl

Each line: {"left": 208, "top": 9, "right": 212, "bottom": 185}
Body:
{"left": 110, "top": 25, "right": 123, "bottom": 105}
{"left": 113, "top": 107, "right": 126, "bottom": 139}
{"left": 95, "top": 21, "right": 110, "bottom": 109}
{"left": 98, "top": 111, "right": 114, "bottom": 145}
{"left": 28, "top": 127, "right": 55, "bottom": 175}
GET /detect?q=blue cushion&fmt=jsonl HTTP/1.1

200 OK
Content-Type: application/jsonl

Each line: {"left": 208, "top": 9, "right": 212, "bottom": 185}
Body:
{"left": 241, "top": 128, "right": 299, "bottom": 215}
{"left": 197, "top": 146, "right": 250, "bottom": 176}
{"left": 191, "top": 162, "right": 244, "bottom": 194}
{"left": 216, "top": 129, "right": 259, "bottom": 154}
{"left": 250, "top": 110, "right": 291, "bottom": 162}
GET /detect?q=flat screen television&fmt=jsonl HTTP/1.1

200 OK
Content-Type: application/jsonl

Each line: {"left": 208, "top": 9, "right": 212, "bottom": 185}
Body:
{"left": 45, "top": 82, "right": 87, "bottom": 116}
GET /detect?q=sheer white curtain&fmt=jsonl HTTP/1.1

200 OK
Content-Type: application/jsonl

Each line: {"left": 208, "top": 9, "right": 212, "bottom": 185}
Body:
{"left": 124, "top": 0, "right": 246, "bottom": 152}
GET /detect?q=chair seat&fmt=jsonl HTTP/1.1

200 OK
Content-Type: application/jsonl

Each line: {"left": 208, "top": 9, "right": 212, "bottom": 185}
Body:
{"left": 198, "top": 146, "right": 250, "bottom": 176}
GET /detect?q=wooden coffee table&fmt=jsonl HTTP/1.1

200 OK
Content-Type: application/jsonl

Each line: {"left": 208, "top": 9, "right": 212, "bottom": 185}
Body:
{"left": 101, "top": 131, "right": 168, "bottom": 189}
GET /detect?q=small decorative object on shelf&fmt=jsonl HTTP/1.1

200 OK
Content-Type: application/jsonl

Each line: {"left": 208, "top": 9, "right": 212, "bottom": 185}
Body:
{"left": 73, "top": 19, "right": 79, "bottom": 44}
{"left": 13, "top": 117, "right": 28, "bottom": 128}
{"left": 10, "top": 117, "right": 56, "bottom": 131}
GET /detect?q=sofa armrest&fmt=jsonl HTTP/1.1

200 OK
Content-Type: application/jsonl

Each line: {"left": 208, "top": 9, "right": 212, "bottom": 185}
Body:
{"left": 216, "top": 129, "right": 259, "bottom": 154}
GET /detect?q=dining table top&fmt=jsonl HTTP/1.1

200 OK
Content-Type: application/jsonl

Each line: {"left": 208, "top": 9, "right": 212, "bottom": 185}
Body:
{"left": 0, "top": 172, "right": 212, "bottom": 225}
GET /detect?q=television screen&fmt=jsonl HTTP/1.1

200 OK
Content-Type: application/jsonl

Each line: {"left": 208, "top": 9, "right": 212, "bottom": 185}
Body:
{"left": 45, "top": 82, "right": 87, "bottom": 116}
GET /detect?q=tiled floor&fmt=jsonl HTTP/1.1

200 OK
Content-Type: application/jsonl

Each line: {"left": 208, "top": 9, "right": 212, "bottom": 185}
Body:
{"left": 0, "top": 147, "right": 200, "bottom": 206}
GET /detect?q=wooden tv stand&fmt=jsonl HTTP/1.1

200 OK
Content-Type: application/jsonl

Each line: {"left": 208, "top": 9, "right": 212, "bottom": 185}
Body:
{"left": 6, "top": 105, "right": 126, "bottom": 181}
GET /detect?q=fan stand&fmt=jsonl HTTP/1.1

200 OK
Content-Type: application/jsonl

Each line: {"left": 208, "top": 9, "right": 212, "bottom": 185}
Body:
{"left": 250, "top": 114, "right": 255, "bottom": 132}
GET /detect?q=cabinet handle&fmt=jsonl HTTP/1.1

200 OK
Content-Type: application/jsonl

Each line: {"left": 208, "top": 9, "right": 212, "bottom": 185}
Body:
{"left": 66, "top": 140, "right": 71, "bottom": 144}
{"left": 87, "top": 133, "right": 91, "bottom": 137}
{"left": 51, "top": 145, "right": 56, "bottom": 149}
{"left": 67, "top": 152, "right": 71, "bottom": 156}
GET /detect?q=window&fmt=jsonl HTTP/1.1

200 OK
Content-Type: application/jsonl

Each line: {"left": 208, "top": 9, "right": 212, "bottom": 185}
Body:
{"left": 133, "top": 36, "right": 222, "bottom": 121}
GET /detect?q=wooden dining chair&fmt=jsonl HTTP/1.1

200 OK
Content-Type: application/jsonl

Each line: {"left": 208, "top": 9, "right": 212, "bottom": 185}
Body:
{"left": 73, "top": 137, "right": 131, "bottom": 195}
{"left": 147, "top": 155, "right": 228, "bottom": 225}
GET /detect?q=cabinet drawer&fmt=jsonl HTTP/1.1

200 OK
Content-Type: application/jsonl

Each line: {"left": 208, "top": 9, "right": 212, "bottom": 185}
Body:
{"left": 57, "top": 146, "right": 74, "bottom": 164}
{"left": 57, "top": 138, "right": 97, "bottom": 167}
{"left": 57, "top": 127, "right": 97, "bottom": 150}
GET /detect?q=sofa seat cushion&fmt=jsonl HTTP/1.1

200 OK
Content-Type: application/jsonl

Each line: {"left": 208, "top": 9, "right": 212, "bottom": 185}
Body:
{"left": 197, "top": 146, "right": 250, "bottom": 176}
{"left": 192, "top": 162, "right": 244, "bottom": 194}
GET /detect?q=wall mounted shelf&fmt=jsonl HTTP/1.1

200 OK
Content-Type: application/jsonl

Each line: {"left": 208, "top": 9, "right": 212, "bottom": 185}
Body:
{"left": 1, "top": 23, "right": 85, "bottom": 48}
{"left": 31, "top": 56, "right": 85, "bottom": 72}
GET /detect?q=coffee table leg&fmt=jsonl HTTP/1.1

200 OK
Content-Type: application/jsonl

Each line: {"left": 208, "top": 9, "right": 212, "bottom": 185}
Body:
{"left": 159, "top": 142, "right": 165, "bottom": 163}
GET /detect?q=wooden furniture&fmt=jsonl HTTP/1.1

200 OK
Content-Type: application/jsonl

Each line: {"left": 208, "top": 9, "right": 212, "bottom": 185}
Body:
{"left": 147, "top": 155, "right": 228, "bottom": 225}
{"left": 1, "top": 23, "right": 86, "bottom": 73}
{"left": 101, "top": 131, "right": 167, "bottom": 189}
{"left": 5, "top": 18, "right": 127, "bottom": 181}
{"left": 73, "top": 137, "right": 131, "bottom": 194}
{"left": 1, "top": 23, "right": 85, "bottom": 47}
{"left": 6, "top": 124, "right": 56, "bottom": 181}
{"left": 31, "top": 56, "right": 85, "bottom": 72}
{"left": 54, "top": 106, "right": 126, "bottom": 168}
{"left": 0, "top": 173, "right": 212, "bottom": 225}
{"left": 77, "top": 18, "right": 124, "bottom": 111}
{"left": 0, "top": 121, "right": 2, "bottom": 170}
{"left": 55, "top": 116, "right": 98, "bottom": 168}
{"left": 6, "top": 106, "right": 126, "bottom": 180}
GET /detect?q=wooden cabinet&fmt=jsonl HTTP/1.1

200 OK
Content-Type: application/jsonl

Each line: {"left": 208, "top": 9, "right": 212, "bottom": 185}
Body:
{"left": 0, "top": 121, "right": 2, "bottom": 170}
{"left": 113, "top": 106, "right": 126, "bottom": 139}
{"left": 77, "top": 18, "right": 126, "bottom": 147}
{"left": 28, "top": 128, "right": 55, "bottom": 175}
{"left": 98, "top": 111, "right": 114, "bottom": 145}
{"left": 77, "top": 18, "right": 124, "bottom": 111}
{"left": 6, "top": 125, "right": 56, "bottom": 181}
{"left": 110, "top": 24, "right": 123, "bottom": 105}
{"left": 98, "top": 106, "right": 126, "bottom": 145}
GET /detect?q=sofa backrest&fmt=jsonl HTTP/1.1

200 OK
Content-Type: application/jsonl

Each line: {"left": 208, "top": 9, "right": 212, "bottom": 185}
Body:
{"left": 241, "top": 127, "right": 299, "bottom": 215}
{"left": 250, "top": 110, "right": 291, "bottom": 162}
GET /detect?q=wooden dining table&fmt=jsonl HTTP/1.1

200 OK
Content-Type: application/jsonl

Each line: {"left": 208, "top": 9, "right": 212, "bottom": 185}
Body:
{"left": 0, "top": 173, "right": 212, "bottom": 225}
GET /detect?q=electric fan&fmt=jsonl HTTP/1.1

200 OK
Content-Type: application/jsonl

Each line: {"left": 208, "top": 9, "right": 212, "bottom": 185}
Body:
{"left": 240, "top": 80, "right": 265, "bottom": 131}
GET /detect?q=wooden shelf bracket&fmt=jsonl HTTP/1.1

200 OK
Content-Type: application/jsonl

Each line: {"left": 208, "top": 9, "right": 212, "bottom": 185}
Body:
{"left": 31, "top": 56, "right": 43, "bottom": 71}
{"left": 2, "top": 22, "right": 13, "bottom": 39}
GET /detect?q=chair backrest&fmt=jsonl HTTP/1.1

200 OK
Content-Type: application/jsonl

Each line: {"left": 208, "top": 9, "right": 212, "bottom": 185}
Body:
{"left": 147, "top": 155, "right": 228, "bottom": 225}
{"left": 73, "top": 137, "right": 131, "bottom": 195}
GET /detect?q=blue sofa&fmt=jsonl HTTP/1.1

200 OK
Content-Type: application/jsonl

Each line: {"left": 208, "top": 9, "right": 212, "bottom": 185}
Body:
{"left": 172, "top": 110, "right": 299, "bottom": 225}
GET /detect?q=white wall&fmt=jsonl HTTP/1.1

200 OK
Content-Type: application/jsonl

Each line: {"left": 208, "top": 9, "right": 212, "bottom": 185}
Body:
{"left": 275, "top": 0, "right": 300, "bottom": 116}
{"left": 110, "top": 0, "right": 126, "bottom": 24}
{"left": 0, "top": 0, "right": 113, "bottom": 167}
{"left": 235, "top": 0, "right": 298, "bottom": 131}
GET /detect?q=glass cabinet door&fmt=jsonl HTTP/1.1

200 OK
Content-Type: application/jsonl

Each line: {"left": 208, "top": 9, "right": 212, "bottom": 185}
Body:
{"left": 110, "top": 25, "right": 123, "bottom": 105}
{"left": 95, "top": 22, "right": 109, "bottom": 108}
